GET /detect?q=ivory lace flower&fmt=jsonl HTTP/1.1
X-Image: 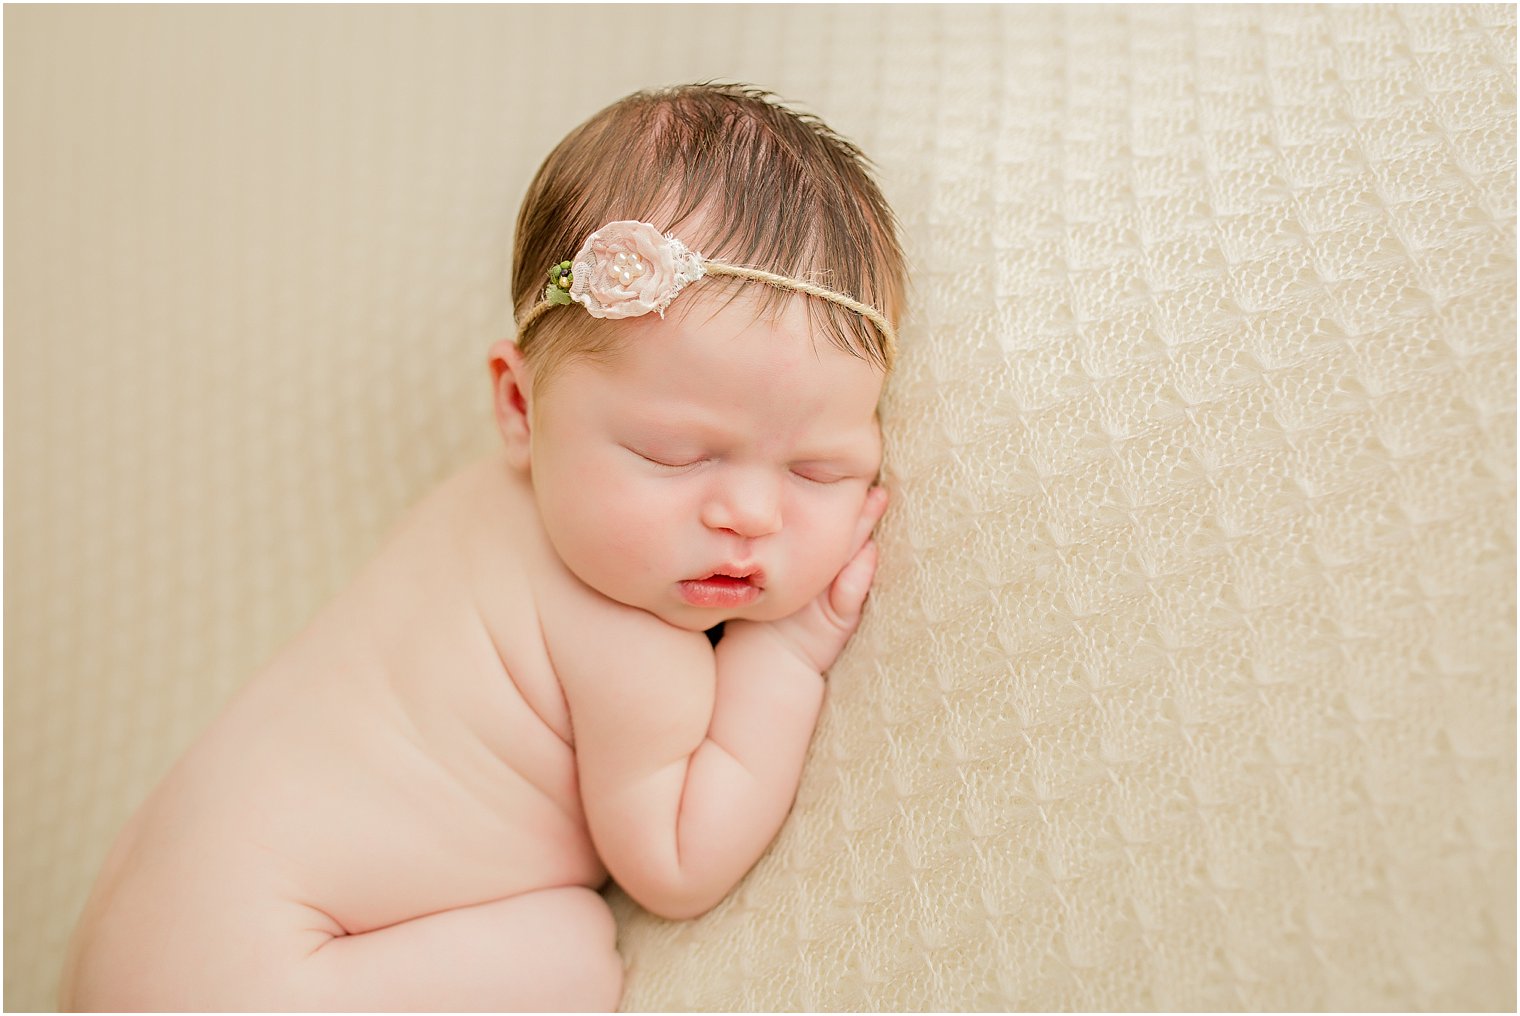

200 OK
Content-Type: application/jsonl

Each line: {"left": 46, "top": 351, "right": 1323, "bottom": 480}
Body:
{"left": 564, "top": 220, "right": 706, "bottom": 319}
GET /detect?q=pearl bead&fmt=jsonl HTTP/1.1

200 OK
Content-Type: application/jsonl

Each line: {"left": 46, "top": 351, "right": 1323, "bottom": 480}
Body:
{"left": 610, "top": 249, "right": 647, "bottom": 287}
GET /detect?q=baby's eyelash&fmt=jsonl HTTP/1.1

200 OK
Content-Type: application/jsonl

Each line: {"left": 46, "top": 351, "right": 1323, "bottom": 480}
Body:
{"left": 627, "top": 446, "right": 704, "bottom": 469}
{"left": 791, "top": 469, "right": 847, "bottom": 485}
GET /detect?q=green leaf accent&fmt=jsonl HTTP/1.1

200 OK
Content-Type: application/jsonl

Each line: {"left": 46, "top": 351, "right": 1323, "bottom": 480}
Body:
{"left": 544, "top": 260, "right": 575, "bottom": 305}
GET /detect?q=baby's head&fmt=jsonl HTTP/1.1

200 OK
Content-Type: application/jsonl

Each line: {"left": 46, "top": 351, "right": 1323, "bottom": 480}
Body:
{"left": 490, "top": 82, "right": 906, "bottom": 631}
{"left": 509, "top": 81, "right": 905, "bottom": 387}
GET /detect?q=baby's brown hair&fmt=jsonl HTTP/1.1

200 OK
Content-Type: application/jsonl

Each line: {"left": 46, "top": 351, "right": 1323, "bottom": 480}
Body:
{"left": 511, "top": 81, "right": 906, "bottom": 388}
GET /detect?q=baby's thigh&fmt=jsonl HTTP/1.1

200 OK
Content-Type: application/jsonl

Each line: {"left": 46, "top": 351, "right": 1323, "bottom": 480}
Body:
{"left": 296, "top": 886, "right": 623, "bottom": 1013}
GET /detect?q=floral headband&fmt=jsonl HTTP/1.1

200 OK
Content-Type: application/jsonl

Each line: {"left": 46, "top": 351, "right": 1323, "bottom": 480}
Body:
{"left": 515, "top": 220, "right": 897, "bottom": 369}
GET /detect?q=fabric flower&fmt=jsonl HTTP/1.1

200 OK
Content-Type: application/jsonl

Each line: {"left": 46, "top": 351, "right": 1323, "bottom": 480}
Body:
{"left": 569, "top": 220, "right": 705, "bottom": 319}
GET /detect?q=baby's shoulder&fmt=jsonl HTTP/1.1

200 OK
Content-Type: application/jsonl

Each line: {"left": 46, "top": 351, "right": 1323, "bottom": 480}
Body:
{"left": 431, "top": 457, "right": 648, "bottom": 620}
{"left": 418, "top": 457, "right": 707, "bottom": 715}
{"left": 350, "top": 457, "right": 570, "bottom": 739}
{"left": 428, "top": 455, "right": 570, "bottom": 616}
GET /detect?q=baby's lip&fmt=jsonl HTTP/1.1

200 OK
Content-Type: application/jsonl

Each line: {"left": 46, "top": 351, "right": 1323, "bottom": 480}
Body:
{"left": 690, "top": 564, "right": 766, "bottom": 588}
{"left": 677, "top": 567, "right": 765, "bottom": 609}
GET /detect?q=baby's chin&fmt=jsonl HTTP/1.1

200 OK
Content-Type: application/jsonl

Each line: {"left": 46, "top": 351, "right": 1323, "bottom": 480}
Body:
{"left": 651, "top": 588, "right": 821, "bottom": 633}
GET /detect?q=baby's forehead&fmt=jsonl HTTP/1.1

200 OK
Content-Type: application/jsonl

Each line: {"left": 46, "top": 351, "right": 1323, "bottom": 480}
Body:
{"left": 624, "top": 365, "right": 880, "bottom": 446}
{"left": 663, "top": 285, "right": 878, "bottom": 366}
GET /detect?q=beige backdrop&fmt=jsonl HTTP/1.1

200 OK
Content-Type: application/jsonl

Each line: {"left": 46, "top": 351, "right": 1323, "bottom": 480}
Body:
{"left": 5, "top": 4, "right": 1515, "bottom": 1012}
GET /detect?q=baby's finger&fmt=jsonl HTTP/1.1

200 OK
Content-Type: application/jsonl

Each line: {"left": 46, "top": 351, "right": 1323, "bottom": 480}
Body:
{"left": 849, "top": 486, "right": 890, "bottom": 557}
{"left": 828, "top": 539, "right": 879, "bottom": 623}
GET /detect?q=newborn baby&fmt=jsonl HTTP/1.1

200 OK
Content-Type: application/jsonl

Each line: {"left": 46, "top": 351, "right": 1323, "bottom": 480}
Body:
{"left": 61, "top": 82, "right": 906, "bottom": 1012}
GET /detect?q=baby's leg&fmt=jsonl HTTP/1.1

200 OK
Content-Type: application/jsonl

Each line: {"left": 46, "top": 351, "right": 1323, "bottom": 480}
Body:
{"left": 296, "top": 886, "right": 623, "bottom": 1012}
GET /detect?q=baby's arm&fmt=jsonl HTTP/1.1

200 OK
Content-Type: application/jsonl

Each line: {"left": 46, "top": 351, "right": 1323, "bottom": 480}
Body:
{"left": 553, "top": 488, "right": 888, "bottom": 920}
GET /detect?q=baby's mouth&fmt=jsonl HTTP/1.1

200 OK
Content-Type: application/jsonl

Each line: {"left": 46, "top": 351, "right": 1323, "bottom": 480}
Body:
{"left": 678, "top": 567, "right": 766, "bottom": 607}
{"left": 692, "top": 567, "right": 764, "bottom": 588}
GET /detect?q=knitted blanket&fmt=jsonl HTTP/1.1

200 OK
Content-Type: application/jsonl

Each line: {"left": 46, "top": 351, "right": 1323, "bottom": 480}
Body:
{"left": 6, "top": 5, "right": 1513, "bottom": 1010}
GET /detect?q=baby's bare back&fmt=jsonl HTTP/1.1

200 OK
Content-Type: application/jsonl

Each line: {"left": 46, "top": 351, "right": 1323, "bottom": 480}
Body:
{"left": 62, "top": 458, "right": 619, "bottom": 1011}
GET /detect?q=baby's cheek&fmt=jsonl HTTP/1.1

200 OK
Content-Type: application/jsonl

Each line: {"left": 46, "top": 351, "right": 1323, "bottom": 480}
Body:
{"left": 587, "top": 481, "right": 671, "bottom": 567}
{"left": 798, "top": 497, "right": 865, "bottom": 587}
{"left": 540, "top": 472, "right": 646, "bottom": 572}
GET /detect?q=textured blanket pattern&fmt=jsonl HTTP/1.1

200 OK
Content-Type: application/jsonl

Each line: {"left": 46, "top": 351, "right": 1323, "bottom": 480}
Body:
{"left": 5, "top": 5, "right": 1514, "bottom": 1011}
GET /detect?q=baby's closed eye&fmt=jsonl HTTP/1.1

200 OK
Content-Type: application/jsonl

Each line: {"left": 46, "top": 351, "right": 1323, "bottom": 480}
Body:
{"left": 623, "top": 445, "right": 707, "bottom": 470}
{"left": 621, "top": 442, "right": 866, "bottom": 486}
{"left": 789, "top": 466, "right": 850, "bottom": 485}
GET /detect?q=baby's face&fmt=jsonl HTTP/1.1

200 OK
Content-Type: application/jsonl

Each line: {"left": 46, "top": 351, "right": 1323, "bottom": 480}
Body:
{"left": 524, "top": 290, "right": 885, "bottom": 632}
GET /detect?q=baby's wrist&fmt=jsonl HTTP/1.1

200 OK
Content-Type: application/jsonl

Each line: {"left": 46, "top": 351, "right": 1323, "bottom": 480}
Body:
{"left": 718, "top": 618, "right": 828, "bottom": 681}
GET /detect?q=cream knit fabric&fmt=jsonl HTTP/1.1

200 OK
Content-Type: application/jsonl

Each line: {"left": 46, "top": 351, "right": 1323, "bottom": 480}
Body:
{"left": 5, "top": 5, "right": 1514, "bottom": 1011}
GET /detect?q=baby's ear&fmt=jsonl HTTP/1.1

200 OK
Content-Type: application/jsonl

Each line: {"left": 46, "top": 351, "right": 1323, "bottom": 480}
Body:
{"left": 487, "top": 339, "right": 534, "bottom": 471}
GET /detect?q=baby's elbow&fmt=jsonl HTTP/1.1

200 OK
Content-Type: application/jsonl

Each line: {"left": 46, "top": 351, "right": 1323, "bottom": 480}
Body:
{"left": 643, "top": 897, "right": 721, "bottom": 922}
{"left": 646, "top": 894, "right": 720, "bottom": 922}
{"left": 623, "top": 874, "right": 726, "bottom": 922}
{"left": 604, "top": 833, "right": 737, "bottom": 920}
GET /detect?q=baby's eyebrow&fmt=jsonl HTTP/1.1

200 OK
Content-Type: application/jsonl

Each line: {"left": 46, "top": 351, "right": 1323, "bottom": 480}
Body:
{"left": 790, "top": 444, "right": 875, "bottom": 459}
{"left": 628, "top": 417, "right": 724, "bottom": 445}
{"left": 632, "top": 412, "right": 878, "bottom": 460}
{"left": 787, "top": 443, "right": 883, "bottom": 475}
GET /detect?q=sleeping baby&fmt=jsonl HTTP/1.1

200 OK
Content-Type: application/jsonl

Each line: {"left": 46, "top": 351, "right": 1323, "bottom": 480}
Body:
{"left": 60, "top": 80, "right": 907, "bottom": 1012}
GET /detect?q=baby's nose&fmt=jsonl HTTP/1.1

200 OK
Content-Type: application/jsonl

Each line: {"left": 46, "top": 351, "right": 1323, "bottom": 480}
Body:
{"left": 702, "top": 471, "right": 782, "bottom": 538}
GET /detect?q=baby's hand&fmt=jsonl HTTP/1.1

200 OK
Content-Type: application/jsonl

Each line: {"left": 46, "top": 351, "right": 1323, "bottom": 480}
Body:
{"left": 733, "top": 485, "right": 890, "bottom": 674}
